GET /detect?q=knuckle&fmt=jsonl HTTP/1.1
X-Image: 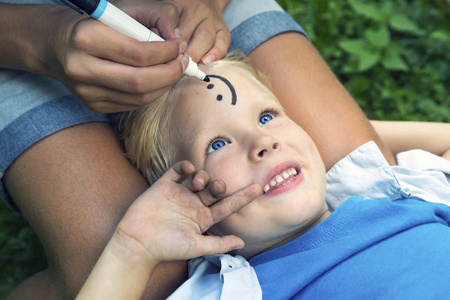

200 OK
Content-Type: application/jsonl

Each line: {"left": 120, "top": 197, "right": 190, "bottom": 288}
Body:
{"left": 197, "top": 210, "right": 212, "bottom": 233}
{"left": 72, "top": 81, "right": 88, "bottom": 97}
{"left": 218, "top": 29, "right": 231, "bottom": 44}
{"left": 127, "top": 72, "right": 148, "bottom": 94}
{"left": 162, "top": 3, "right": 180, "bottom": 19}
{"left": 89, "top": 103, "right": 106, "bottom": 113}
{"left": 224, "top": 197, "right": 240, "bottom": 214}
{"left": 71, "top": 22, "right": 91, "bottom": 49}
{"left": 130, "top": 47, "right": 148, "bottom": 66}
{"left": 199, "top": 27, "right": 215, "bottom": 41}
{"left": 64, "top": 57, "right": 84, "bottom": 81}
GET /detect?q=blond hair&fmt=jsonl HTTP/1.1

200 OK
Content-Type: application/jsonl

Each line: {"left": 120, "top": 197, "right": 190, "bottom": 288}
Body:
{"left": 115, "top": 52, "right": 273, "bottom": 184}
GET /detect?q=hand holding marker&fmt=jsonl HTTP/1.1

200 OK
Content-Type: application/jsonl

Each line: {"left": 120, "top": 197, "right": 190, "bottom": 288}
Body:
{"left": 59, "top": 0, "right": 210, "bottom": 82}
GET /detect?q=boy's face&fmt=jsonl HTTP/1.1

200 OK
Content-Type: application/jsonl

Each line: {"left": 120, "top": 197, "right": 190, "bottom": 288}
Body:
{"left": 172, "top": 65, "right": 328, "bottom": 258}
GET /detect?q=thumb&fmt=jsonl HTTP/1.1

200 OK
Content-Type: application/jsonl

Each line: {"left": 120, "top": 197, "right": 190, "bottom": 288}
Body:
{"left": 194, "top": 235, "right": 245, "bottom": 257}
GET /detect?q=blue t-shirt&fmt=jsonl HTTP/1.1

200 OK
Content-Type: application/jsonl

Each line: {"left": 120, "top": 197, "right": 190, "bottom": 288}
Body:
{"left": 250, "top": 196, "right": 450, "bottom": 299}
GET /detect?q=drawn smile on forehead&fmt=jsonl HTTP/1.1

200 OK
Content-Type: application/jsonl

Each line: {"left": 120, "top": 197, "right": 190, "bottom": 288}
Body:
{"left": 206, "top": 75, "right": 237, "bottom": 105}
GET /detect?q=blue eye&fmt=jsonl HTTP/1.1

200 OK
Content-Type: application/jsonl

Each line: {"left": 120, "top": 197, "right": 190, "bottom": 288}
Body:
{"left": 207, "top": 138, "right": 229, "bottom": 154}
{"left": 259, "top": 113, "right": 274, "bottom": 126}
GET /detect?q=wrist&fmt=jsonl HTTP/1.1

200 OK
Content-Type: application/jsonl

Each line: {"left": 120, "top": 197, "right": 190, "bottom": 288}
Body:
{"left": 109, "top": 229, "right": 159, "bottom": 274}
{"left": 77, "top": 230, "right": 158, "bottom": 299}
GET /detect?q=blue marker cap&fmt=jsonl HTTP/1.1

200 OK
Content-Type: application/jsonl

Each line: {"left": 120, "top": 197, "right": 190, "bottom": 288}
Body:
{"left": 58, "top": 0, "right": 101, "bottom": 16}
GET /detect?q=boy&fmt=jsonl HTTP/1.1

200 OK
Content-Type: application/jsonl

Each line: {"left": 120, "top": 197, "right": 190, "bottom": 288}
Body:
{"left": 79, "top": 54, "right": 450, "bottom": 299}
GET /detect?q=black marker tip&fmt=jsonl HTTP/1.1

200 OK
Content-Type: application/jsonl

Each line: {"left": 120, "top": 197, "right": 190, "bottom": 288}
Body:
{"left": 203, "top": 76, "right": 210, "bottom": 82}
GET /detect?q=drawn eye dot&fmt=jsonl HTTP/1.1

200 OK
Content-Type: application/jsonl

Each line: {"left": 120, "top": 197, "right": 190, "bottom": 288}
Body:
{"left": 205, "top": 74, "right": 237, "bottom": 105}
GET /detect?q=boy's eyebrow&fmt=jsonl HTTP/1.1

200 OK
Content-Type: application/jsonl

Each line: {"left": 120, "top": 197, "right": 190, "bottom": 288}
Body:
{"left": 206, "top": 75, "right": 237, "bottom": 106}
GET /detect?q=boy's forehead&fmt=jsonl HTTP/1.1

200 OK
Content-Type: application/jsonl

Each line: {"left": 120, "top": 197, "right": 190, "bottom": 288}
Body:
{"left": 182, "top": 65, "right": 273, "bottom": 106}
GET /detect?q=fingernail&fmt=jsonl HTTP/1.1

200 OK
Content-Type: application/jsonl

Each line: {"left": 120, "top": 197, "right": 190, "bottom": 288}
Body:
{"left": 174, "top": 27, "right": 182, "bottom": 39}
{"left": 179, "top": 41, "right": 187, "bottom": 54}
{"left": 202, "top": 54, "right": 216, "bottom": 65}
{"left": 197, "top": 177, "right": 205, "bottom": 187}
{"left": 181, "top": 56, "right": 189, "bottom": 73}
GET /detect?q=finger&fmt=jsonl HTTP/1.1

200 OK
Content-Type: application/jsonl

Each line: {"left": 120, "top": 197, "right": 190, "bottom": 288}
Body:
{"left": 70, "top": 54, "right": 184, "bottom": 95}
{"left": 181, "top": 170, "right": 210, "bottom": 192}
{"left": 164, "top": 161, "right": 196, "bottom": 182}
{"left": 201, "top": 27, "right": 231, "bottom": 65}
{"left": 184, "top": 20, "right": 216, "bottom": 63}
{"left": 210, "top": 183, "right": 262, "bottom": 224}
{"left": 209, "top": 180, "right": 227, "bottom": 198}
{"left": 73, "top": 19, "right": 182, "bottom": 66}
{"left": 195, "top": 180, "right": 227, "bottom": 207}
{"left": 191, "top": 234, "right": 244, "bottom": 257}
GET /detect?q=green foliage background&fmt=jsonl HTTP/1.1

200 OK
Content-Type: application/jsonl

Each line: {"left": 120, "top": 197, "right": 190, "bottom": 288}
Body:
{"left": 0, "top": 0, "right": 448, "bottom": 298}
{"left": 278, "top": 0, "right": 449, "bottom": 121}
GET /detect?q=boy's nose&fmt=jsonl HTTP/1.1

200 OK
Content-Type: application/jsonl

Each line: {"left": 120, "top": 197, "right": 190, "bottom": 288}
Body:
{"left": 249, "top": 134, "right": 280, "bottom": 161}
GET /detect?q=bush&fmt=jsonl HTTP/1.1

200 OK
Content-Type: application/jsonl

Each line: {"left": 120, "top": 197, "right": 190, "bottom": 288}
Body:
{"left": 277, "top": 0, "right": 450, "bottom": 121}
{"left": 0, "top": 206, "right": 46, "bottom": 298}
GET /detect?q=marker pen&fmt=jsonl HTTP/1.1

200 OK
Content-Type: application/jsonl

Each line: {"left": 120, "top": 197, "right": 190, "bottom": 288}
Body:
{"left": 59, "top": 0, "right": 209, "bottom": 82}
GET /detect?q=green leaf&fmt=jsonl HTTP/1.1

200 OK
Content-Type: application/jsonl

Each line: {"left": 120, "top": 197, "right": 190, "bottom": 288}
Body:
{"left": 348, "top": 0, "right": 383, "bottom": 21}
{"left": 381, "top": 47, "right": 408, "bottom": 71}
{"left": 380, "top": 2, "right": 393, "bottom": 19}
{"left": 358, "top": 51, "right": 380, "bottom": 72}
{"left": 338, "top": 39, "right": 368, "bottom": 55}
{"left": 431, "top": 30, "right": 450, "bottom": 42}
{"left": 339, "top": 39, "right": 380, "bottom": 72}
{"left": 365, "top": 26, "right": 390, "bottom": 48}
{"left": 389, "top": 14, "right": 423, "bottom": 35}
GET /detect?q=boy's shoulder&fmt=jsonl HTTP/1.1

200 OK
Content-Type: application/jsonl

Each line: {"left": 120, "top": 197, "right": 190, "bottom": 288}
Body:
{"left": 326, "top": 141, "right": 450, "bottom": 211}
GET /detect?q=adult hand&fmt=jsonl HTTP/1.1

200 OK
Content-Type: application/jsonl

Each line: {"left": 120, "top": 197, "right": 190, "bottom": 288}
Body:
{"left": 163, "top": 0, "right": 231, "bottom": 65}
{"left": 115, "top": 160, "right": 262, "bottom": 264}
{"left": 45, "top": 2, "right": 186, "bottom": 113}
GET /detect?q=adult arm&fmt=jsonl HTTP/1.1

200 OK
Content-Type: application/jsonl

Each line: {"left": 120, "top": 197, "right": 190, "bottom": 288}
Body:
{"left": 371, "top": 120, "right": 450, "bottom": 160}
{"left": 5, "top": 123, "right": 189, "bottom": 299}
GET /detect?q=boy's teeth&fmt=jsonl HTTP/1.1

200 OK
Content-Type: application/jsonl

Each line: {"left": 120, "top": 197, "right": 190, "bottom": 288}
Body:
{"left": 263, "top": 167, "right": 298, "bottom": 193}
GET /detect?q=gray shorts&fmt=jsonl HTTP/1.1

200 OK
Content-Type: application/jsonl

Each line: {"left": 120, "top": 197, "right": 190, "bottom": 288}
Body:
{"left": 0, "top": 0, "right": 307, "bottom": 212}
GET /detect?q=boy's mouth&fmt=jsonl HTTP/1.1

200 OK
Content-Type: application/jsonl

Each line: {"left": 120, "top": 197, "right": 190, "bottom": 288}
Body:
{"left": 263, "top": 167, "right": 298, "bottom": 193}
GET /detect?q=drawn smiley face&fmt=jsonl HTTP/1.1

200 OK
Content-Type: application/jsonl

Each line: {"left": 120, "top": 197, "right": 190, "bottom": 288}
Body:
{"left": 205, "top": 75, "right": 237, "bottom": 106}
